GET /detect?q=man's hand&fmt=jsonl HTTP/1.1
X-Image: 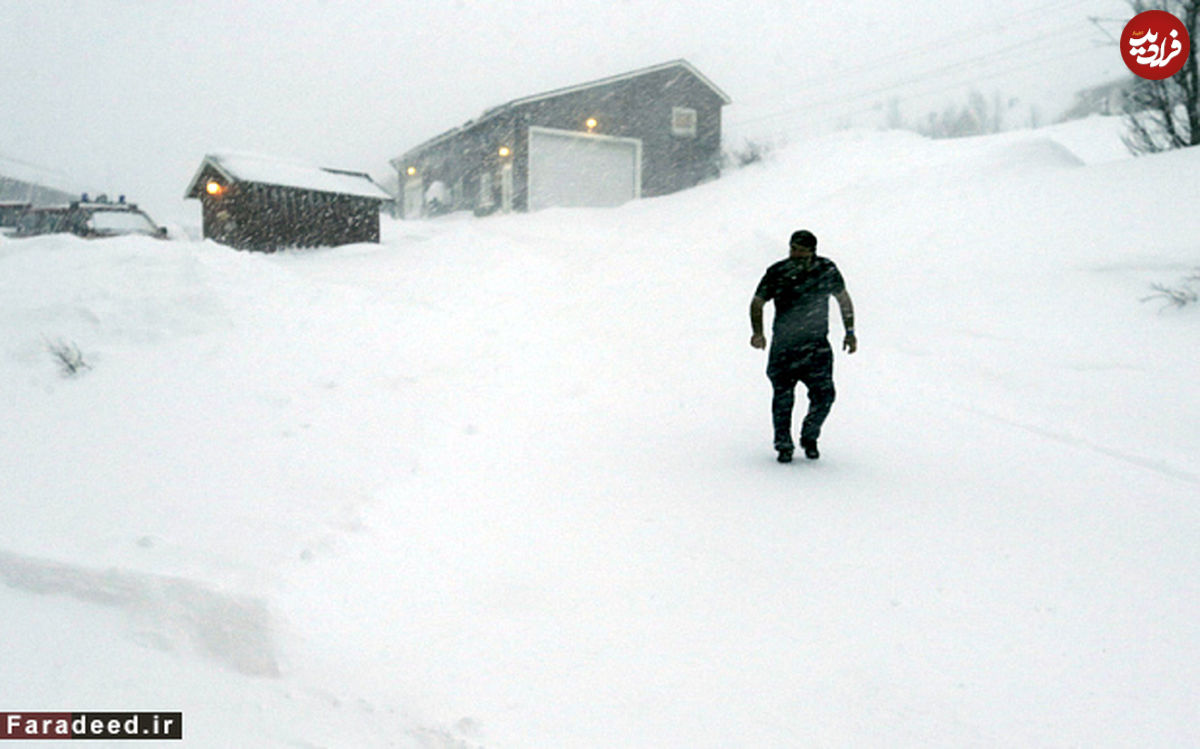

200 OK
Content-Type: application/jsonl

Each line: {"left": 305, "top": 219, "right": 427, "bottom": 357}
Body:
{"left": 749, "top": 297, "right": 767, "bottom": 350}
{"left": 834, "top": 291, "right": 856, "bottom": 354}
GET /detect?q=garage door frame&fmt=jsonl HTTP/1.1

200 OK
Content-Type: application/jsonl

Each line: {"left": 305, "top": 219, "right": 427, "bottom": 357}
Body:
{"left": 527, "top": 126, "right": 642, "bottom": 211}
{"left": 403, "top": 178, "right": 423, "bottom": 219}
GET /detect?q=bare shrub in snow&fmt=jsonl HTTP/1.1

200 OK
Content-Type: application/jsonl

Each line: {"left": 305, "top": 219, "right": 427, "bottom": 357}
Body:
{"left": 1141, "top": 270, "right": 1200, "bottom": 309}
{"left": 46, "top": 339, "right": 91, "bottom": 377}
{"left": 724, "top": 139, "right": 773, "bottom": 168}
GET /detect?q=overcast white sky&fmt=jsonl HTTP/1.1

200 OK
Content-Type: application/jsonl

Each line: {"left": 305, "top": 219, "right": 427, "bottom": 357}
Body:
{"left": 1, "top": 0, "right": 1132, "bottom": 224}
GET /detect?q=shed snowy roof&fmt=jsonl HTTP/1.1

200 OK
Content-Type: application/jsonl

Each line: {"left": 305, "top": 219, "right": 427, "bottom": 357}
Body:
{"left": 185, "top": 152, "right": 392, "bottom": 201}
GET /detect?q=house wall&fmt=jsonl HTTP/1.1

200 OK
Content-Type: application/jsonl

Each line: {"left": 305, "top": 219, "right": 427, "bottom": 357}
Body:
{"left": 398, "top": 65, "right": 725, "bottom": 217}
{"left": 398, "top": 114, "right": 518, "bottom": 217}
{"left": 511, "top": 67, "right": 724, "bottom": 200}
{"left": 198, "top": 168, "right": 380, "bottom": 251}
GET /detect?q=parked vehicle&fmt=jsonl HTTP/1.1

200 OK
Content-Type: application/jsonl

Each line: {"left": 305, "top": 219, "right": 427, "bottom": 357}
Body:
{"left": 11, "top": 205, "right": 72, "bottom": 238}
{"left": 11, "top": 195, "right": 167, "bottom": 239}
{"left": 0, "top": 201, "right": 32, "bottom": 237}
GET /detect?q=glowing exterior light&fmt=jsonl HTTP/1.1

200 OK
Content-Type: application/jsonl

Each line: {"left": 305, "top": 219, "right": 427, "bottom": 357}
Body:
{"left": 498, "top": 146, "right": 511, "bottom": 158}
{"left": 585, "top": 117, "right": 598, "bottom": 132}
{"left": 205, "top": 180, "right": 224, "bottom": 196}
{"left": 406, "top": 166, "right": 417, "bottom": 177}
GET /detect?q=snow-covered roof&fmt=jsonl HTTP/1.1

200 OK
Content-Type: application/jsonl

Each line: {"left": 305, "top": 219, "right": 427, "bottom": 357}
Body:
{"left": 393, "top": 59, "right": 731, "bottom": 165}
{"left": 487, "top": 59, "right": 731, "bottom": 114}
{"left": 0, "top": 153, "right": 78, "bottom": 194}
{"left": 186, "top": 152, "right": 392, "bottom": 201}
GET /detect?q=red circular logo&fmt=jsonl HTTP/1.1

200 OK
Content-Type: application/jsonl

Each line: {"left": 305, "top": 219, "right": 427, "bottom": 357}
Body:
{"left": 1121, "top": 10, "right": 1190, "bottom": 80}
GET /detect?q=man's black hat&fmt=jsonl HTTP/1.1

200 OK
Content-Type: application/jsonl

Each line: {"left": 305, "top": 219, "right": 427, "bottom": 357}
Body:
{"left": 790, "top": 230, "right": 817, "bottom": 248}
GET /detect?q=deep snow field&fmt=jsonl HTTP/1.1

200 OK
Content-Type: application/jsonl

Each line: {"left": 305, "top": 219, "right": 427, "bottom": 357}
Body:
{"left": 2, "top": 116, "right": 1197, "bottom": 747}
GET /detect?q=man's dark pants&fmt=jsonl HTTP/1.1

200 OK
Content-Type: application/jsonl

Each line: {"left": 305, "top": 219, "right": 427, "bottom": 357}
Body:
{"left": 766, "top": 339, "right": 835, "bottom": 452}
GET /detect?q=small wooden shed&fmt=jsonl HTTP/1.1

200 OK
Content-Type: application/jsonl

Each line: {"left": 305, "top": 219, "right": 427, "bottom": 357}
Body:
{"left": 185, "top": 153, "right": 392, "bottom": 251}
{"left": 392, "top": 59, "right": 731, "bottom": 218}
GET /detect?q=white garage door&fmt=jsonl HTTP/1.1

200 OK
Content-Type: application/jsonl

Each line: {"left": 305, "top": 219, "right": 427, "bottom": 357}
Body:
{"left": 403, "top": 179, "right": 423, "bottom": 219}
{"left": 528, "top": 126, "right": 642, "bottom": 211}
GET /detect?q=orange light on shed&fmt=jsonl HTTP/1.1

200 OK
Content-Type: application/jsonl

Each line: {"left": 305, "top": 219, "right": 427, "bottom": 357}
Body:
{"left": 205, "top": 180, "right": 225, "bottom": 196}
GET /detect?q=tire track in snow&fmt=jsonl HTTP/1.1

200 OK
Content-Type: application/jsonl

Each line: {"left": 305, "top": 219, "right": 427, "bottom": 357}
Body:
{"left": 961, "top": 407, "right": 1199, "bottom": 485}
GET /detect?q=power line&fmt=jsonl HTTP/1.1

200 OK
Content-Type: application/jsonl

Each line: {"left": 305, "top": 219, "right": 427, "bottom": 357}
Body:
{"left": 736, "top": 21, "right": 1095, "bottom": 114}
{"left": 760, "top": 37, "right": 1106, "bottom": 131}
{"left": 730, "top": 23, "right": 1100, "bottom": 128}
{"left": 733, "top": 0, "right": 1096, "bottom": 109}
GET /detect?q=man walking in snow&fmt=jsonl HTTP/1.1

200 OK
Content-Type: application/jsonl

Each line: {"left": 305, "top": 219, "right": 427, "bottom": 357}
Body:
{"left": 750, "top": 230, "right": 856, "bottom": 463}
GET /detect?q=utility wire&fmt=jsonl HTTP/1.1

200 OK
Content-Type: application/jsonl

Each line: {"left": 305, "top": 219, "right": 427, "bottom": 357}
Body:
{"left": 764, "top": 37, "right": 1106, "bottom": 131}
{"left": 731, "top": 28, "right": 1097, "bottom": 125}
{"left": 731, "top": 24, "right": 1100, "bottom": 128}
{"left": 736, "top": 20, "right": 1095, "bottom": 108}
{"left": 734, "top": 0, "right": 1096, "bottom": 109}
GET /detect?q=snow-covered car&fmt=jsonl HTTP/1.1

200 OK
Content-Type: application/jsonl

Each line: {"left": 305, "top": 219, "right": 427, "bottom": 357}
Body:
{"left": 10, "top": 205, "right": 72, "bottom": 238}
{"left": 0, "top": 201, "right": 32, "bottom": 237}
{"left": 11, "top": 196, "right": 167, "bottom": 239}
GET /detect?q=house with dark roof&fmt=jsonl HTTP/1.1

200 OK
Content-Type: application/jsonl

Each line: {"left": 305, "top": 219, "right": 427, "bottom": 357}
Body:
{"left": 391, "top": 59, "right": 731, "bottom": 218}
{"left": 184, "top": 153, "right": 392, "bottom": 251}
{"left": 0, "top": 154, "right": 78, "bottom": 206}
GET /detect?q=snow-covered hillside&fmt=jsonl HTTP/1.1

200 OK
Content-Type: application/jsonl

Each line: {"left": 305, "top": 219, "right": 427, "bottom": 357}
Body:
{"left": 2, "top": 117, "right": 1197, "bottom": 747}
